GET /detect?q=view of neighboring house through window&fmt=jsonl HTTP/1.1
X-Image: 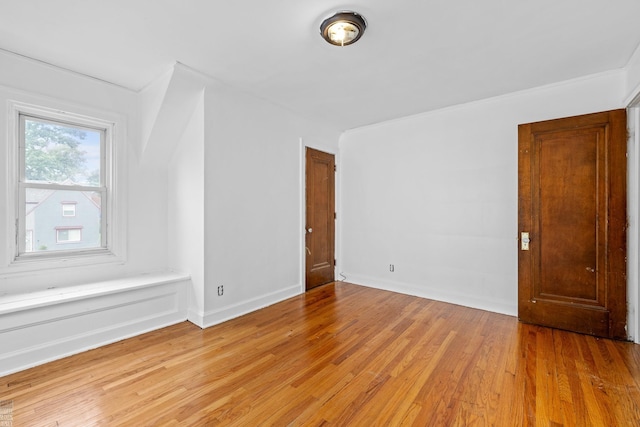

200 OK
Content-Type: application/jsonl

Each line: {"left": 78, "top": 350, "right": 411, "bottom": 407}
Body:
{"left": 25, "top": 229, "right": 33, "bottom": 252}
{"left": 19, "top": 113, "right": 106, "bottom": 255}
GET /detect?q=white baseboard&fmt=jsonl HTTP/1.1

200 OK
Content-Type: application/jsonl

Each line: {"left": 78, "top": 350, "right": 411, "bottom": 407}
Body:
{"left": 188, "top": 306, "right": 205, "bottom": 328}
{"left": 202, "top": 284, "right": 301, "bottom": 328}
{"left": 343, "top": 274, "right": 517, "bottom": 317}
{"left": 0, "top": 273, "right": 189, "bottom": 376}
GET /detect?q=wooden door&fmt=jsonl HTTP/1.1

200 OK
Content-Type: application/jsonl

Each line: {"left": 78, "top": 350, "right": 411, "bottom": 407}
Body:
{"left": 305, "top": 148, "right": 335, "bottom": 290}
{"left": 518, "top": 109, "right": 627, "bottom": 339}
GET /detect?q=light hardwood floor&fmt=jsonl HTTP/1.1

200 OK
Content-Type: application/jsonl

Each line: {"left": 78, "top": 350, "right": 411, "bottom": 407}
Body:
{"left": 2, "top": 282, "right": 640, "bottom": 426}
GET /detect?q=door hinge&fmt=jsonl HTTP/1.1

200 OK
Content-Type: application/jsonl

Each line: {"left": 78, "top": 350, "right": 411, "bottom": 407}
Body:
{"left": 334, "top": 212, "right": 337, "bottom": 220}
{"left": 334, "top": 164, "right": 337, "bottom": 172}
{"left": 334, "top": 259, "right": 337, "bottom": 266}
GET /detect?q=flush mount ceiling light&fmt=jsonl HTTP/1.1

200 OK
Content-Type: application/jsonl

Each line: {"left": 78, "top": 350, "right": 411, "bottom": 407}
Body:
{"left": 320, "top": 11, "right": 367, "bottom": 46}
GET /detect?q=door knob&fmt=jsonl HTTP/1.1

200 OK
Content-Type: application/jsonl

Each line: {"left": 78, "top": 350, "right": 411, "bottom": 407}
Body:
{"left": 307, "top": 228, "right": 313, "bottom": 233}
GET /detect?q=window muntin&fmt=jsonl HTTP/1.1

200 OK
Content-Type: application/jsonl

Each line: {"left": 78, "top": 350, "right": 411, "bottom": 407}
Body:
{"left": 18, "top": 113, "right": 108, "bottom": 258}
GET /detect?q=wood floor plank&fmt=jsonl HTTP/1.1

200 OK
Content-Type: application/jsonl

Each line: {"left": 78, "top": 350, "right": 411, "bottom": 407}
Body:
{"left": 2, "top": 282, "right": 640, "bottom": 426}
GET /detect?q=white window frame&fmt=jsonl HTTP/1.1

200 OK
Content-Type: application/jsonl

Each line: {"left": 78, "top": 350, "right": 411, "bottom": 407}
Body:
{"left": 56, "top": 227, "right": 83, "bottom": 244}
{"left": 62, "top": 202, "right": 77, "bottom": 217}
{"left": 3, "top": 97, "right": 127, "bottom": 272}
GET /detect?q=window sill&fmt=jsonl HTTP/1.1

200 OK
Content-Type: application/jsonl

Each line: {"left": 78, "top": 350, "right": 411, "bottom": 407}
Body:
{"left": 0, "top": 271, "right": 190, "bottom": 315}
{"left": 1, "top": 249, "right": 125, "bottom": 277}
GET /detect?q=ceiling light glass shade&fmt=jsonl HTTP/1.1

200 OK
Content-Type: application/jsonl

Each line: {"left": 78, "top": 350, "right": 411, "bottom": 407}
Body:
{"left": 320, "top": 12, "right": 367, "bottom": 46}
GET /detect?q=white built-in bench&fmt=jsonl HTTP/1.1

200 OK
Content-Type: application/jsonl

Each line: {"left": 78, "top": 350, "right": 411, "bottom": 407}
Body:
{"left": 0, "top": 272, "right": 189, "bottom": 376}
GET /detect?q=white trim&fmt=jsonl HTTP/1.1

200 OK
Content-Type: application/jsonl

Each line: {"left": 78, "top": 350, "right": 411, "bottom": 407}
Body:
{"left": 623, "top": 38, "right": 640, "bottom": 106}
{"left": 0, "top": 272, "right": 189, "bottom": 376}
{"left": 628, "top": 106, "right": 640, "bottom": 343}
{"left": 187, "top": 306, "right": 205, "bottom": 328}
{"left": 0, "top": 272, "right": 189, "bottom": 314}
{"left": 0, "top": 47, "right": 136, "bottom": 92}
{"left": 624, "top": 84, "right": 640, "bottom": 108}
{"left": 201, "top": 284, "right": 299, "bottom": 328}
{"left": 299, "top": 138, "right": 305, "bottom": 293}
{"left": 1, "top": 91, "right": 127, "bottom": 274}
{"left": 344, "top": 273, "right": 517, "bottom": 317}
{"left": 0, "top": 308, "right": 185, "bottom": 377}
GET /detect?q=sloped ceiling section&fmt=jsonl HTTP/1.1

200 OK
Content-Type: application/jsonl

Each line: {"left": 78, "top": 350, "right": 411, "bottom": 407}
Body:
{"left": 138, "top": 64, "right": 207, "bottom": 167}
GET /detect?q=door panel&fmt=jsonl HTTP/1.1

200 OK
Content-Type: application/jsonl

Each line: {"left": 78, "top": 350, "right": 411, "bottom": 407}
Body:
{"left": 306, "top": 148, "right": 335, "bottom": 290}
{"left": 518, "top": 109, "right": 627, "bottom": 339}
{"left": 537, "top": 128, "right": 601, "bottom": 303}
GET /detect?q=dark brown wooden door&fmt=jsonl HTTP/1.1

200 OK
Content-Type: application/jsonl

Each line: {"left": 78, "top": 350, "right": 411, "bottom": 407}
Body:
{"left": 518, "top": 109, "right": 627, "bottom": 339}
{"left": 305, "top": 148, "right": 335, "bottom": 290}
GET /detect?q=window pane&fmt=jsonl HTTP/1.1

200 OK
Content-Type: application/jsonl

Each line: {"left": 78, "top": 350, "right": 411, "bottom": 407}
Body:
{"left": 57, "top": 228, "right": 82, "bottom": 243}
{"left": 25, "top": 188, "right": 102, "bottom": 252}
{"left": 24, "top": 117, "right": 102, "bottom": 186}
{"left": 62, "top": 203, "right": 76, "bottom": 217}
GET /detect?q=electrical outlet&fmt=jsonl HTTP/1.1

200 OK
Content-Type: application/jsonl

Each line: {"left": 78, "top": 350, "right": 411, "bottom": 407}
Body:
{"left": 217, "top": 285, "right": 224, "bottom": 296}
{"left": 390, "top": 264, "right": 395, "bottom": 272}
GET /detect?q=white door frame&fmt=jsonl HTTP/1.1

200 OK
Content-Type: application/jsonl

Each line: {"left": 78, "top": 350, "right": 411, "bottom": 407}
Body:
{"left": 626, "top": 102, "right": 640, "bottom": 343}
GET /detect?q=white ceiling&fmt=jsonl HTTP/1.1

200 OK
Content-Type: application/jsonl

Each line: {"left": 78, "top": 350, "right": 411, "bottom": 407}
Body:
{"left": 1, "top": 0, "right": 640, "bottom": 131}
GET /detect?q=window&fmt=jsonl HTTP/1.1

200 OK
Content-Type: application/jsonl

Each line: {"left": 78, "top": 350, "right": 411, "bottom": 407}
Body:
{"left": 4, "top": 99, "right": 126, "bottom": 269}
{"left": 56, "top": 227, "right": 82, "bottom": 243}
{"left": 62, "top": 202, "right": 77, "bottom": 217}
{"left": 18, "top": 113, "right": 105, "bottom": 256}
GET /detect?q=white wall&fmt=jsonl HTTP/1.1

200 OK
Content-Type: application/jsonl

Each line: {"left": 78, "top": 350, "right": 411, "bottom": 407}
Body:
{"left": 0, "top": 50, "right": 169, "bottom": 294}
{"left": 339, "top": 71, "right": 627, "bottom": 318}
{"left": 168, "top": 92, "right": 206, "bottom": 325}
{"left": 201, "top": 81, "right": 340, "bottom": 326}
{"left": 144, "top": 65, "right": 340, "bottom": 328}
